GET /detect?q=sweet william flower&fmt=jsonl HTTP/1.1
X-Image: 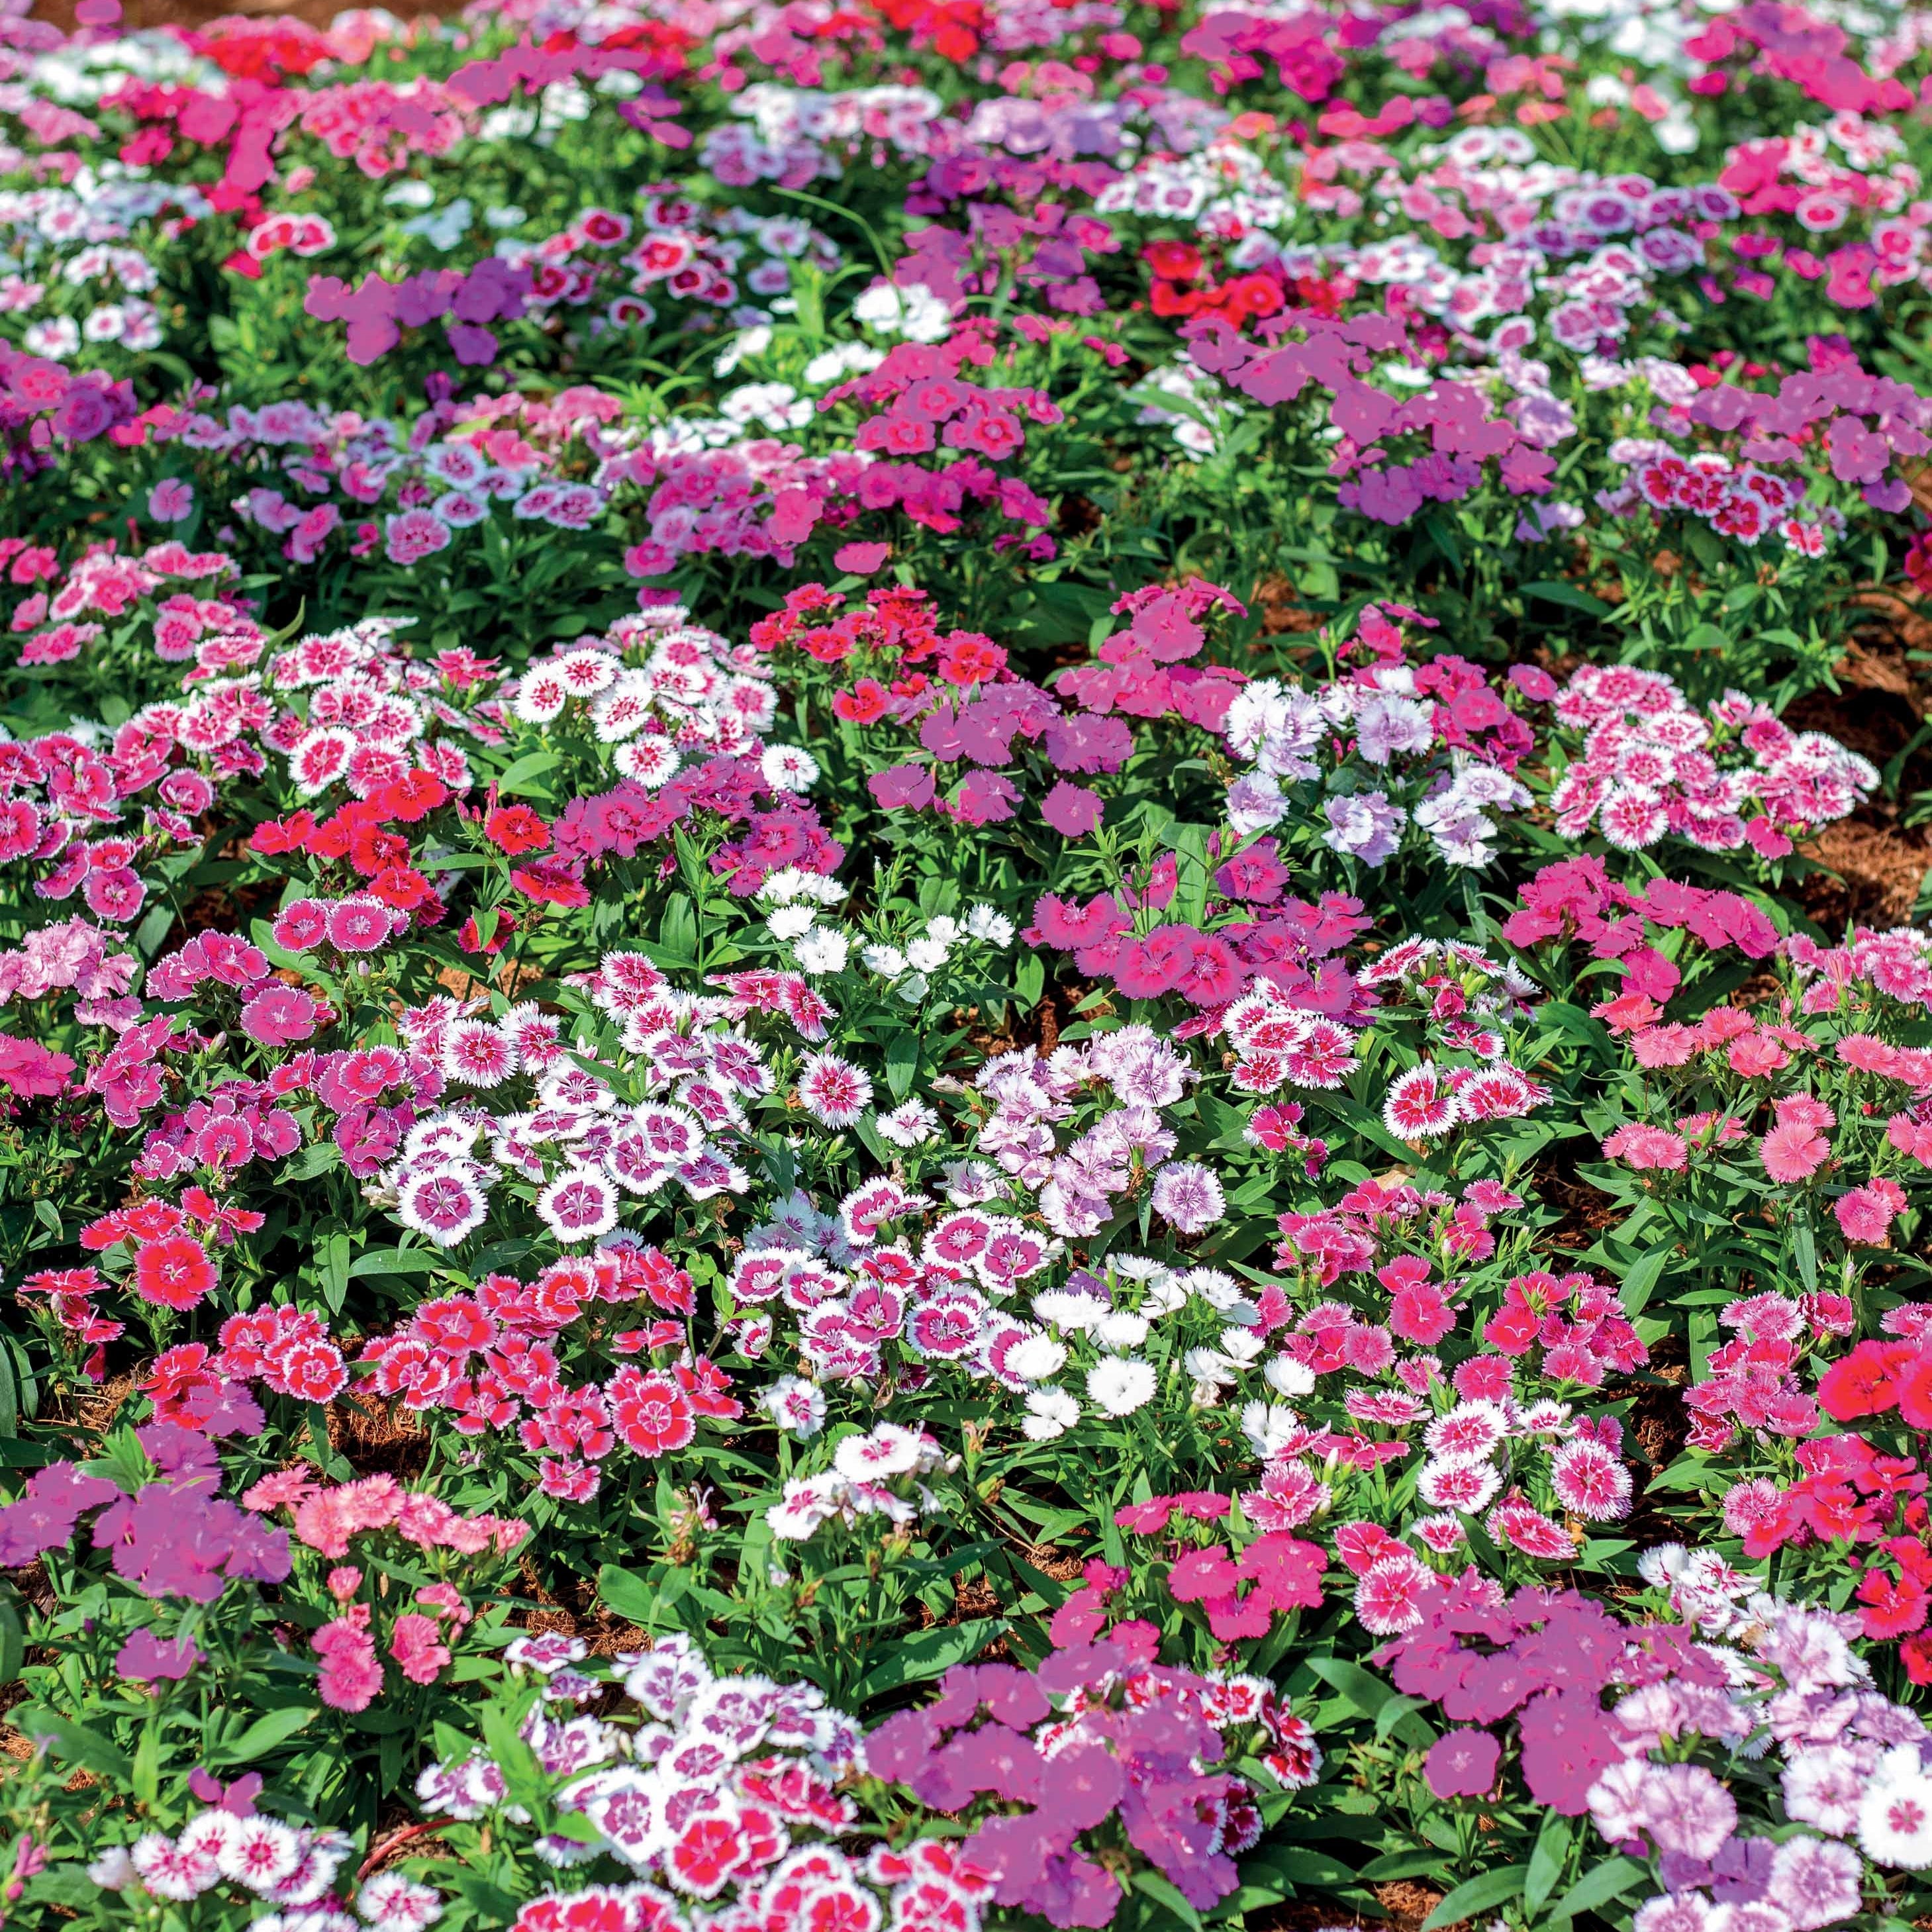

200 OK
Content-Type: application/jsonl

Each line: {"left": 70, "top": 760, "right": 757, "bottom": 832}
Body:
{"left": 1425, "top": 1727, "right": 1500, "bottom": 1798}
{"left": 132, "top": 1236, "right": 218, "bottom": 1310}
{"left": 1761, "top": 1120, "right": 1831, "bottom": 1182}
{"left": 1085, "top": 1357, "right": 1156, "bottom": 1417}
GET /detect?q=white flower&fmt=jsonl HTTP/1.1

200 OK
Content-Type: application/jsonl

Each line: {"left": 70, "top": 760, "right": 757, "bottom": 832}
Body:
{"left": 714, "top": 324, "right": 772, "bottom": 377}
{"left": 760, "top": 744, "right": 820, "bottom": 793}
{"left": 906, "top": 936, "right": 950, "bottom": 973}
{"left": 761, "top": 1376, "right": 826, "bottom": 1439}
{"left": 862, "top": 943, "right": 908, "bottom": 978}
{"left": 1032, "top": 1289, "right": 1108, "bottom": 1331}
{"left": 876, "top": 1098, "right": 940, "bottom": 1147}
{"left": 536, "top": 1167, "right": 621, "bottom": 1242}
{"left": 1241, "top": 1400, "right": 1303, "bottom": 1458}
{"left": 766, "top": 904, "right": 817, "bottom": 942}
{"left": 616, "top": 738, "right": 681, "bottom": 787}
{"left": 852, "top": 279, "right": 951, "bottom": 342}
{"left": 1219, "top": 1326, "right": 1266, "bottom": 1364}
{"left": 793, "top": 928, "right": 850, "bottom": 975}
{"left": 512, "top": 671, "right": 569, "bottom": 724}
{"left": 358, "top": 1868, "right": 445, "bottom": 1928}
{"left": 834, "top": 1422, "right": 933, "bottom": 1480}
{"left": 766, "top": 1476, "right": 841, "bottom": 1539}
{"left": 926, "top": 916, "right": 961, "bottom": 945}
{"left": 757, "top": 868, "right": 810, "bottom": 905}
{"left": 1022, "top": 1387, "right": 1081, "bottom": 1441}
{"left": 965, "top": 904, "right": 1014, "bottom": 944}
{"left": 1004, "top": 1333, "right": 1067, "bottom": 1380}
{"left": 1086, "top": 1356, "right": 1157, "bottom": 1417}
{"left": 85, "top": 1847, "right": 136, "bottom": 1890}
{"left": 1265, "top": 1355, "right": 1317, "bottom": 1398}
{"left": 1185, "top": 1346, "right": 1241, "bottom": 1390}
{"left": 1093, "top": 1311, "right": 1150, "bottom": 1351}
{"left": 1859, "top": 1748, "right": 1932, "bottom": 1867}
{"left": 1149, "top": 1160, "right": 1225, "bottom": 1235}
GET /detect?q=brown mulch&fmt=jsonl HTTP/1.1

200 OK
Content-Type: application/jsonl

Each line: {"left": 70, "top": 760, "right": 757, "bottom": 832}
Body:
{"left": 34, "top": 0, "right": 459, "bottom": 31}
{"left": 1788, "top": 606, "right": 1932, "bottom": 929}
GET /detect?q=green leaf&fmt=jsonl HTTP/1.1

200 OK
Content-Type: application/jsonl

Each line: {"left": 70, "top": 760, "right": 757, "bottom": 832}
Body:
{"left": 1618, "top": 1237, "right": 1676, "bottom": 1316}
{"left": 1357, "top": 1851, "right": 1444, "bottom": 1882}
{"left": 495, "top": 750, "right": 561, "bottom": 798}
{"left": 281, "top": 1142, "right": 342, "bottom": 1184}
{"left": 1522, "top": 579, "right": 1612, "bottom": 616}
{"left": 1421, "top": 1862, "right": 1526, "bottom": 1931}
{"left": 658, "top": 894, "right": 699, "bottom": 965}
{"left": 348, "top": 1247, "right": 440, "bottom": 1280}
{"left": 132, "top": 1719, "right": 160, "bottom": 1808}
{"left": 479, "top": 1692, "right": 551, "bottom": 1815}
{"left": 598, "top": 1564, "right": 665, "bottom": 1626}
{"left": 1549, "top": 1855, "right": 1648, "bottom": 1922}
{"left": 208, "top": 1704, "right": 318, "bottom": 1767}
{"left": 885, "top": 1031, "right": 919, "bottom": 1102}
{"left": 1793, "top": 1214, "right": 1818, "bottom": 1293}
{"left": 15, "top": 1708, "right": 133, "bottom": 1781}
{"left": 0, "top": 1593, "right": 23, "bottom": 1684}
{"left": 1525, "top": 1811, "right": 1572, "bottom": 1912}
{"left": 849, "top": 1619, "right": 1004, "bottom": 1704}
{"left": 1130, "top": 1870, "right": 1202, "bottom": 1931}
{"left": 319, "top": 1232, "right": 354, "bottom": 1312}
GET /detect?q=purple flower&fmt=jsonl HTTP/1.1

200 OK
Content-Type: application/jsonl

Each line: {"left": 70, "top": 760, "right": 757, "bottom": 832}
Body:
{"left": 868, "top": 763, "right": 936, "bottom": 811}
{"left": 1425, "top": 1727, "right": 1501, "bottom": 1798}
{"left": 1041, "top": 781, "right": 1103, "bottom": 838}
{"left": 1517, "top": 1686, "right": 1623, "bottom": 1815}
{"left": 116, "top": 1628, "right": 204, "bottom": 1682}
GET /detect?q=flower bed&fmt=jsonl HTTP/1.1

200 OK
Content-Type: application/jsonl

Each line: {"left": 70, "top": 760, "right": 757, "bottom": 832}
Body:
{"left": 1, "top": 0, "right": 1932, "bottom": 1925}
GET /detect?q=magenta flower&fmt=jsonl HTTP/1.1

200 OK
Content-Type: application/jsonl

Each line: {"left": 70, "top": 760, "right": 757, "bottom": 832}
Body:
{"left": 1425, "top": 1728, "right": 1500, "bottom": 1798}
{"left": 1040, "top": 781, "right": 1103, "bottom": 838}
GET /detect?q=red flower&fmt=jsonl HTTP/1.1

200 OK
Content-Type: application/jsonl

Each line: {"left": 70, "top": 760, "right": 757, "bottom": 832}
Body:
{"left": 607, "top": 1367, "right": 696, "bottom": 1457}
{"left": 1857, "top": 1565, "right": 1930, "bottom": 1639}
{"left": 369, "top": 865, "right": 435, "bottom": 911}
{"left": 512, "top": 857, "right": 590, "bottom": 910}
{"left": 485, "top": 804, "right": 552, "bottom": 857}
{"left": 132, "top": 1235, "right": 218, "bottom": 1310}
{"left": 1143, "top": 239, "right": 1202, "bottom": 282}
{"left": 375, "top": 769, "right": 449, "bottom": 822}
{"left": 1819, "top": 1340, "right": 1904, "bottom": 1421}
{"left": 248, "top": 810, "right": 316, "bottom": 855}
{"left": 831, "top": 678, "right": 889, "bottom": 724}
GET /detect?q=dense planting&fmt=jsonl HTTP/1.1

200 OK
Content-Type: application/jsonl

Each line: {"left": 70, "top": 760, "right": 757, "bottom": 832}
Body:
{"left": 1, "top": 0, "right": 1932, "bottom": 1925}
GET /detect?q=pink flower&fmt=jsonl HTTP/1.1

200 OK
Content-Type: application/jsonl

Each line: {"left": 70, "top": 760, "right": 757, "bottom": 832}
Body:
{"left": 1549, "top": 1439, "right": 1632, "bottom": 1520}
{"left": 389, "top": 1611, "right": 453, "bottom": 1685}
{"left": 313, "top": 1610, "right": 381, "bottom": 1712}
{"left": 0, "top": 1034, "right": 75, "bottom": 1098}
{"left": 240, "top": 985, "right": 322, "bottom": 1047}
{"left": 1602, "top": 1124, "right": 1688, "bottom": 1172}
{"left": 796, "top": 1051, "right": 872, "bottom": 1127}
{"left": 1835, "top": 1177, "right": 1906, "bottom": 1245}
{"left": 1353, "top": 1551, "right": 1431, "bottom": 1633}
{"left": 1760, "top": 1121, "right": 1831, "bottom": 1183}
{"left": 147, "top": 478, "right": 194, "bottom": 523}
{"left": 1041, "top": 781, "right": 1104, "bottom": 838}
